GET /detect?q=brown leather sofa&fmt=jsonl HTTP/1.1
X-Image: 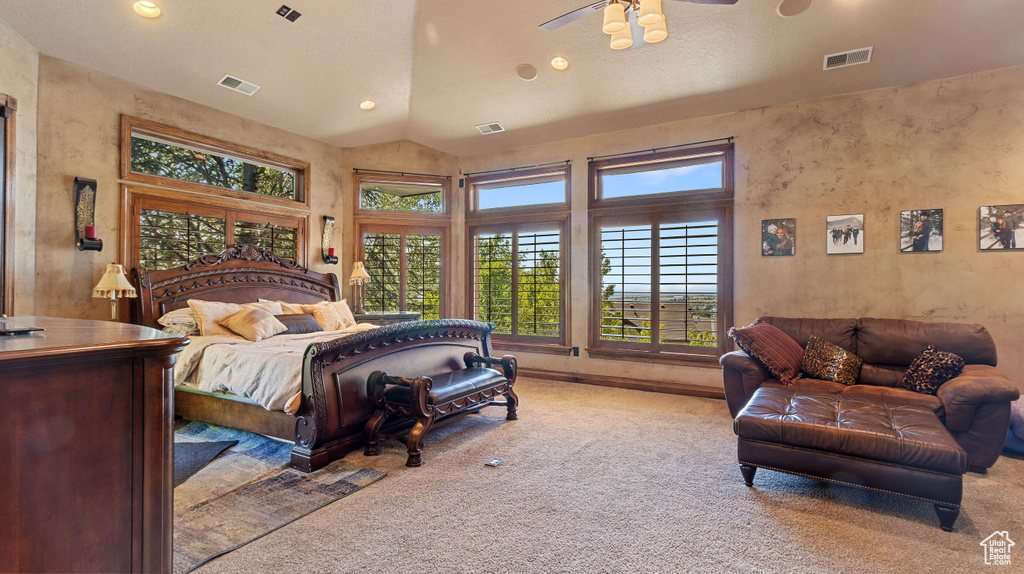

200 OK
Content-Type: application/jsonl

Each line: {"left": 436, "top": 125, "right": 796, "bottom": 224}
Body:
{"left": 721, "top": 317, "right": 1021, "bottom": 472}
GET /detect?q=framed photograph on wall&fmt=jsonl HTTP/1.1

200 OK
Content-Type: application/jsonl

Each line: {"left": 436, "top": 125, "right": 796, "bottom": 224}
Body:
{"left": 826, "top": 214, "right": 864, "bottom": 254}
{"left": 979, "top": 205, "right": 1024, "bottom": 250}
{"left": 762, "top": 218, "right": 795, "bottom": 256}
{"left": 900, "top": 209, "right": 943, "bottom": 252}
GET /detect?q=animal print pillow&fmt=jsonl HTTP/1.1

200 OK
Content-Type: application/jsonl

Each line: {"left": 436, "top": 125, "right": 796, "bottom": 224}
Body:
{"left": 801, "top": 336, "right": 863, "bottom": 386}
{"left": 899, "top": 345, "right": 965, "bottom": 395}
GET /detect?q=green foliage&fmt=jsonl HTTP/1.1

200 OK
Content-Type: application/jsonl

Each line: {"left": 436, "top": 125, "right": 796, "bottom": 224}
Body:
{"left": 130, "top": 136, "right": 295, "bottom": 199}
{"left": 475, "top": 233, "right": 561, "bottom": 337}
{"left": 360, "top": 185, "right": 443, "bottom": 213}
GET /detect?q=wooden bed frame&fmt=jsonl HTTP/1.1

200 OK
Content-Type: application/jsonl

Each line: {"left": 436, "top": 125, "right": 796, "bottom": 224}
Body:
{"left": 132, "top": 245, "right": 496, "bottom": 471}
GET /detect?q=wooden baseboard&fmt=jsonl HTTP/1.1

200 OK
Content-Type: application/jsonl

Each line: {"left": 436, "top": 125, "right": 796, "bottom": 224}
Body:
{"left": 518, "top": 368, "right": 725, "bottom": 400}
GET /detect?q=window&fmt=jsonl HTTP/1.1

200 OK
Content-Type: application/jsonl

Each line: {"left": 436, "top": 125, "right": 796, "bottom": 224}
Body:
{"left": 121, "top": 117, "right": 310, "bottom": 271}
{"left": 359, "top": 226, "right": 445, "bottom": 319}
{"left": 0, "top": 94, "right": 13, "bottom": 315}
{"left": 359, "top": 179, "right": 444, "bottom": 213}
{"left": 589, "top": 144, "right": 733, "bottom": 364}
{"left": 466, "top": 165, "right": 570, "bottom": 352}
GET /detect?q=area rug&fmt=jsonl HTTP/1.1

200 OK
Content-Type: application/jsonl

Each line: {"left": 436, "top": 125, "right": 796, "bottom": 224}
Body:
{"left": 174, "top": 441, "right": 238, "bottom": 487}
{"left": 172, "top": 421, "right": 386, "bottom": 574}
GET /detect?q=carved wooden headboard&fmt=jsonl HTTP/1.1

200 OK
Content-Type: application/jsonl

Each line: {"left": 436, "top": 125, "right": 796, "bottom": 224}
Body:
{"left": 131, "top": 245, "right": 341, "bottom": 328}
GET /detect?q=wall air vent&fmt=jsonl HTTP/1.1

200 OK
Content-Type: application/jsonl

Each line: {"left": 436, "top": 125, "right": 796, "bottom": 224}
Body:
{"left": 823, "top": 47, "right": 873, "bottom": 71}
{"left": 217, "top": 74, "right": 261, "bottom": 96}
{"left": 476, "top": 122, "right": 505, "bottom": 135}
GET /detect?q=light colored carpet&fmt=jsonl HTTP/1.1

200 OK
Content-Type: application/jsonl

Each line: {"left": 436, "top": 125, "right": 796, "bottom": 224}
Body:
{"left": 193, "top": 378, "right": 1024, "bottom": 573}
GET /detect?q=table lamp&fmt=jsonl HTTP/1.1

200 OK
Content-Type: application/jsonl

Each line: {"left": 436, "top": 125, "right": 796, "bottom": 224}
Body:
{"left": 93, "top": 263, "right": 137, "bottom": 321}
{"left": 348, "top": 261, "right": 371, "bottom": 315}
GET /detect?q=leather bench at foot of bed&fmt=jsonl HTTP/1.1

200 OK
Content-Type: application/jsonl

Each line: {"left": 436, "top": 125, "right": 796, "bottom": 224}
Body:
{"left": 363, "top": 352, "right": 519, "bottom": 467}
{"left": 734, "top": 386, "right": 969, "bottom": 531}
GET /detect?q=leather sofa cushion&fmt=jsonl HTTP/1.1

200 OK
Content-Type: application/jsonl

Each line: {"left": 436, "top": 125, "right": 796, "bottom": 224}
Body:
{"left": 759, "top": 317, "right": 857, "bottom": 354}
{"left": 762, "top": 379, "right": 847, "bottom": 395}
{"left": 856, "top": 318, "right": 996, "bottom": 367}
{"left": 840, "top": 384, "right": 944, "bottom": 417}
{"left": 735, "top": 387, "right": 967, "bottom": 475}
{"left": 384, "top": 367, "right": 507, "bottom": 405}
{"left": 857, "top": 363, "right": 907, "bottom": 387}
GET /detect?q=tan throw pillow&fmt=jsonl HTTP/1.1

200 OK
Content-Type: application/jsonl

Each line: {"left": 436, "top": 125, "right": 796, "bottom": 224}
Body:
{"left": 259, "top": 299, "right": 305, "bottom": 315}
{"left": 243, "top": 300, "right": 283, "bottom": 315}
{"left": 217, "top": 308, "right": 287, "bottom": 342}
{"left": 801, "top": 335, "right": 864, "bottom": 385}
{"left": 331, "top": 299, "right": 357, "bottom": 328}
{"left": 187, "top": 300, "right": 245, "bottom": 337}
{"left": 301, "top": 302, "right": 344, "bottom": 330}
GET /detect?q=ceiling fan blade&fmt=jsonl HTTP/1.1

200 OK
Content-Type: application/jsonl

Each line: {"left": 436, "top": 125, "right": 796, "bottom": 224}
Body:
{"left": 668, "top": 0, "right": 739, "bottom": 4}
{"left": 539, "top": 1, "right": 609, "bottom": 31}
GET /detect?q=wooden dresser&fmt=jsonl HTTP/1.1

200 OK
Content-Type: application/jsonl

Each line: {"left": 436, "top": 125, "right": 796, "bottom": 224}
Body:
{"left": 0, "top": 317, "right": 186, "bottom": 573}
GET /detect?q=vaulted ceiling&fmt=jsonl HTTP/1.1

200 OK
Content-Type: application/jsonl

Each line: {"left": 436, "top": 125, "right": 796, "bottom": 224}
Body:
{"left": 1, "top": 0, "right": 1022, "bottom": 156}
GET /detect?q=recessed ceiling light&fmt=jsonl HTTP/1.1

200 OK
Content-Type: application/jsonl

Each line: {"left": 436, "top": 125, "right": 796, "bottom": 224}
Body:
{"left": 550, "top": 57, "right": 569, "bottom": 71}
{"left": 132, "top": 1, "right": 161, "bottom": 18}
{"left": 359, "top": 100, "right": 375, "bottom": 110}
{"left": 776, "top": 0, "right": 811, "bottom": 18}
{"left": 516, "top": 64, "right": 538, "bottom": 81}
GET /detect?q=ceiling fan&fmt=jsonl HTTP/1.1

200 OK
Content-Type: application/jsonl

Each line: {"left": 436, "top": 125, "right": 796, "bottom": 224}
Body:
{"left": 540, "top": 0, "right": 739, "bottom": 49}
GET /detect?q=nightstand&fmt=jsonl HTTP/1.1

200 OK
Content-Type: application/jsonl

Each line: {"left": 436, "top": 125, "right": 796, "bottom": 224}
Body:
{"left": 354, "top": 312, "right": 422, "bottom": 325}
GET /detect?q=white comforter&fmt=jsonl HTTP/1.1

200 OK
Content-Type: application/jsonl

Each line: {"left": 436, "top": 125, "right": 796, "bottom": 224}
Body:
{"left": 176, "top": 324, "right": 379, "bottom": 413}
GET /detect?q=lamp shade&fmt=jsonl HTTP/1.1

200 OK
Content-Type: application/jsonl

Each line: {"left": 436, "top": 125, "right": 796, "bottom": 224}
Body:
{"left": 92, "top": 263, "right": 137, "bottom": 299}
{"left": 637, "top": 0, "right": 664, "bottom": 27}
{"left": 349, "top": 261, "right": 372, "bottom": 285}
{"left": 602, "top": 2, "right": 627, "bottom": 34}
{"left": 610, "top": 25, "right": 633, "bottom": 50}
{"left": 643, "top": 17, "right": 668, "bottom": 43}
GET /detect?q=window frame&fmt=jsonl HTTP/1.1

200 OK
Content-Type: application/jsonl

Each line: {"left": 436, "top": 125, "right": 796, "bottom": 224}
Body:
{"left": 356, "top": 221, "right": 449, "bottom": 318}
{"left": 466, "top": 165, "right": 571, "bottom": 218}
{"left": 0, "top": 94, "right": 15, "bottom": 315}
{"left": 354, "top": 172, "right": 452, "bottom": 220}
{"left": 465, "top": 164, "right": 572, "bottom": 355}
{"left": 122, "top": 188, "right": 308, "bottom": 271}
{"left": 467, "top": 214, "right": 570, "bottom": 351}
{"left": 121, "top": 116, "right": 311, "bottom": 211}
{"left": 587, "top": 143, "right": 734, "bottom": 366}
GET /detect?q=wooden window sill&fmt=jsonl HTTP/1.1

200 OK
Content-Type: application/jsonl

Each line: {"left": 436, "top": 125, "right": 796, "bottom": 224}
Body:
{"left": 492, "top": 341, "right": 573, "bottom": 356}
{"left": 585, "top": 347, "right": 723, "bottom": 368}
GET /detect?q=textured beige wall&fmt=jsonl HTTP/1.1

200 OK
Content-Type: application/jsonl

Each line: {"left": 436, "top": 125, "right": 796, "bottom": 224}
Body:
{"left": 341, "top": 140, "right": 461, "bottom": 311}
{"left": 460, "top": 66, "right": 1024, "bottom": 392}
{"left": 0, "top": 17, "right": 37, "bottom": 315}
{"left": 35, "top": 56, "right": 347, "bottom": 320}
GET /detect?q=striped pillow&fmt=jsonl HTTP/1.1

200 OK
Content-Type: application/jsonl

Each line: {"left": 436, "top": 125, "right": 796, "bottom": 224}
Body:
{"left": 728, "top": 321, "right": 805, "bottom": 384}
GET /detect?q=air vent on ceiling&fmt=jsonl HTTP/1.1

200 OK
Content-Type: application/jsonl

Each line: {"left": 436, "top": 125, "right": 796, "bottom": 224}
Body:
{"left": 218, "top": 74, "right": 261, "bottom": 96}
{"left": 823, "top": 47, "right": 873, "bottom": 71}
{"left": 476, "top": 122, "right": 505, "bottom": 135}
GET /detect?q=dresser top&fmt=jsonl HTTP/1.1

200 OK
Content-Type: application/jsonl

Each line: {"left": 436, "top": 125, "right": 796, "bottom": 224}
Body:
{"left": 0, "top": 316, "right": 187, "bottom": 361}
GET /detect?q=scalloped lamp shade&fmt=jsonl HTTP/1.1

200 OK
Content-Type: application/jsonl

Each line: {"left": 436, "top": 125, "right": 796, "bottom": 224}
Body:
{"left": 93, "top": 264, "right": 137, "bottom": 298}
{"left": 349, "top": 261, "right": 372, "bottom": 285}
{"left": 602, "top": 2, "right": 627, "bottom": 34}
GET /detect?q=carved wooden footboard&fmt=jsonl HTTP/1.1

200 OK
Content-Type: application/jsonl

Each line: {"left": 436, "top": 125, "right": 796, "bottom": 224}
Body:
{"left": 292, "top": 319, "right": 494, "bottom": 471}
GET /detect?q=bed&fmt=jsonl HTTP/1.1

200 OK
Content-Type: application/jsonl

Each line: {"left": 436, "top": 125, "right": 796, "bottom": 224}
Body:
{"left": 131, "top": 244, "right": 496, "bottom": 471}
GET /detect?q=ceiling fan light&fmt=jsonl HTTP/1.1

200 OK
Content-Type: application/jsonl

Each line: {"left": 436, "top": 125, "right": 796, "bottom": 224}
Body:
{"left": 637, "top": 0, "right": 664, "bottom": 27}
{"left": 602, "top": 2, "right": 627, "bottom": 34}
{"left": 643, "top": 18, "right": 668, "bottom": 43}
{"left": 610, "top": 26, "right": 633, "bottom": 50}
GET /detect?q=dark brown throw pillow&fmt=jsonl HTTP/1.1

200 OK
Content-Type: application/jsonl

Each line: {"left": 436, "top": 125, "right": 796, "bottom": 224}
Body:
{"left": 728, "top": 321, "right": 804, "bottom": 383}
{"left": 801, "top": 335, "right": 864, "bottom": 386}
{"left": 274, "top": 313, "right": 324, "bottom": 335}
{"left": 899, "top": 345, "right": 965, "bottom": 395}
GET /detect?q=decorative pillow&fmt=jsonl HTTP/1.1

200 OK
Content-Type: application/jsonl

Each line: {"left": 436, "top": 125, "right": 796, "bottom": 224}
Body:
{"left": 899, "top": 345, "right": 965, "bottom": 395}
{"left": 301, "top": 302, "right": 345, "bottom": 331}
{"left": 187, "top": 300, "right": 245, "bottom": 337}
{"left": 728, "top": 321, "right": 804, "bottom": 384}
{"left": 801, "top": 335, "right": 864, "bottom": 386}
{"left": 275, "top": 314, "right": 324, "bottom": 335}
{"left": 216, "top": 308, "right": 287, "bottom": 342}
{"left": 243, "top": 300, "right": 283, "bottom": 315}
{"left": 157, "top": 308, "right": 200, "bottom": 336}
{"left": 161, "top": 324, "right": 194, "bottom": 337}
{"left": 331, "top": 299, "right": 357, "bottom": 328}
{"left": 259, "top": 299, "right": 304, "bottom": 315}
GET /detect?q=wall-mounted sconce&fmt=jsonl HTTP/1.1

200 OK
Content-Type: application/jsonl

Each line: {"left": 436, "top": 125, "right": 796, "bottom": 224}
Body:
{"left": 74, "top": 177, "right": 102, "bottom": 251}
{"left": 321, "top": 215, "right": 338, "bottom": 264}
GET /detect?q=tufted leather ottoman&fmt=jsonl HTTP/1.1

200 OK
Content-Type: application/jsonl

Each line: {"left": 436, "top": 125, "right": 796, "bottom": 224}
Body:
{"left": 734, "top": 386, "right": 969, "bottom": 530}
